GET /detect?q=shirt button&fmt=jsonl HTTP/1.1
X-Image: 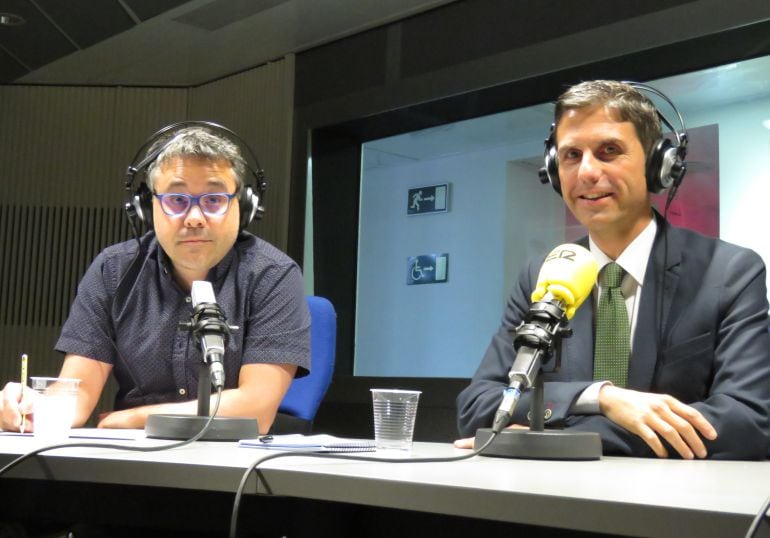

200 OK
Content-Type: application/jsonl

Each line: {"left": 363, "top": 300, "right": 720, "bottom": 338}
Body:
{"left": 185, "top": 297, "right": 191, "bottom": 303}
{"left": 178, "top": 388, "right": 187, "bottom": 396}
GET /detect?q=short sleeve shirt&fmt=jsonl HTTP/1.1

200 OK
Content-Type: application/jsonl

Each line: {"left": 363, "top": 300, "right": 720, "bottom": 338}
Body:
{"left": 55, "top": 231, "right": 310, "bottom": 410}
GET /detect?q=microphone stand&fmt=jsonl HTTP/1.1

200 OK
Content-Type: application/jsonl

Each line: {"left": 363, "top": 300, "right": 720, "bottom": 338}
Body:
{"left": 144, "top": 304, "right": 259, "bottom": 442}
{"left": 475, "top": 298, "right": 602, "bottom": 460}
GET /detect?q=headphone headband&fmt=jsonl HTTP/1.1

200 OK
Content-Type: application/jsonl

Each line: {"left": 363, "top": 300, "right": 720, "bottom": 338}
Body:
{"left": 124, "top": 121, "right": 267, "bottom": 232}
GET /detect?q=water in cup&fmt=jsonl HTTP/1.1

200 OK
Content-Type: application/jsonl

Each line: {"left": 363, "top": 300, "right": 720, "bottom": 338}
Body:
{"left": 30, "top": 377, "right": 80, "bottom": 442}
{"left": 371, "top": 389, "right": 421, "bottom": 450}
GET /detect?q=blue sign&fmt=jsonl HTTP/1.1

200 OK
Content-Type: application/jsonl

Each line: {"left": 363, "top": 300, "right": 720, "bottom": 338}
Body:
{"left": 407, "top": 253, "right": 449, "bottom": 285}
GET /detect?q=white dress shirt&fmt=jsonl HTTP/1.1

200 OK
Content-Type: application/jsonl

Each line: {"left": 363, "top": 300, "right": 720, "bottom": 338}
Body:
{"left": 572, "top": 217, "right": 658, "bottom": 414}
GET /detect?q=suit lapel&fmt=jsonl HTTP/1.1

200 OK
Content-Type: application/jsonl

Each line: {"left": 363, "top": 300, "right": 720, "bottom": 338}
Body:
{"left": 563, "top": 297, "right": 594, "bottom": 380}
{"left": 628, "top": 218, "right": 682, "bottom": 390}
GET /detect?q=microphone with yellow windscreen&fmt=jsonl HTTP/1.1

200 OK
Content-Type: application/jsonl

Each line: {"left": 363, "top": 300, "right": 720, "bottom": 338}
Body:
{"left": 531, "top": 243, "right": 598, "bottom": 319}
{"left": 491, "top": 243, "right": 598, "bottom": 433}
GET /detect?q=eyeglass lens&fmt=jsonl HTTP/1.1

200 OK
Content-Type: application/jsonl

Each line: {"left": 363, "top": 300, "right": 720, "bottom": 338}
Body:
{"left": 159, "top": 193, "right": 232, "bottom": 216}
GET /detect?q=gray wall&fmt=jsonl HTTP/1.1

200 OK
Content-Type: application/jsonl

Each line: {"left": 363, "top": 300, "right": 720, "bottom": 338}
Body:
{"left": 357, "top": 145, "right": 514, "bottom": 378}
{"left": 0, "top": 57, "right": 295, "bottom": 419}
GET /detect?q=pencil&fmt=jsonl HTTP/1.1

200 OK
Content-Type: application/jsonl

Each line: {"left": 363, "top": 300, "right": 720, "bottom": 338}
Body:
{"left": 20, "top": 353, "right": 28, "bottom": 434}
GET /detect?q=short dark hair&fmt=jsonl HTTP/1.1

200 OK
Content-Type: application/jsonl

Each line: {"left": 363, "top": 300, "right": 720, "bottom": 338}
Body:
{"left": 145, "top": 126, "right": 247, "bottom": 191}
{"left": 554, "top": 80, "right": 661, "bottom": 159}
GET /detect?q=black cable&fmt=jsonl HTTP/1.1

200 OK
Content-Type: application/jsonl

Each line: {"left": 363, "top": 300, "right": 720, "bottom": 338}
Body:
{"left": 228, "top": 432, "right": 499, "bottom": 538}
{"left": 0, "top": 386, "right": 223, "bottom": 478}
{"left": 126, "top": 207, "right": 142, "bottom": 249}
{"left": 745, "top": 493, "right": 770, "bottom": 538}
{"left": 649, "top": 182, "right": 678, "bottom": 390}
{"left": 659, "top": 189, "right": 675, "bottom": 344}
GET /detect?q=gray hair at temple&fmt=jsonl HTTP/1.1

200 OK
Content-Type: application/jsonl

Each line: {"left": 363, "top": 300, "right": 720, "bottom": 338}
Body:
{"left": 554, "top": 80, "right": 662, "bottom": 160}
{"left": 144, "top": 126, "right": 248, "bottom": 191}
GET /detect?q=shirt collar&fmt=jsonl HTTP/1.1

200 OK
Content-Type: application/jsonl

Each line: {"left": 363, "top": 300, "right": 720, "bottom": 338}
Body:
{"left": 588, "top": 217, "right": 657, "bottom": 287}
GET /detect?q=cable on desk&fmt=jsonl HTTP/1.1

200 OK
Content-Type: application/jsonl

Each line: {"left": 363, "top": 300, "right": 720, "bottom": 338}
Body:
{"left": 228, "top": 431, "right": 499, "bottom": 538}
{"left": 745, "top": 493, "right": 770, "bottom": 538}
{"left": 0, "top": 387, "right": 223, "bottom": 479}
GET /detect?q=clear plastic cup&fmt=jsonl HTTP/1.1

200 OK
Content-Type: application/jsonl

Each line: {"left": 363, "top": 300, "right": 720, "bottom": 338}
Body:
{"left": 30, "top": 377, "right": 80, "bottom": 442}
{"left": 371, "top": 388, "right": 421, "bottom": 450}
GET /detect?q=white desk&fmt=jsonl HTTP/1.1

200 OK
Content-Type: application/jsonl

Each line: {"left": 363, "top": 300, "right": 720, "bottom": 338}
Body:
{"left": 1, "top": 434, "right": 768, "bottom": 537}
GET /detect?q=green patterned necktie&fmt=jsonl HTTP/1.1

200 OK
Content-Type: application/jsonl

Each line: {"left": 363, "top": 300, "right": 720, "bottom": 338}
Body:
{"left": 593, "top": 262, "right": 631, "bottom": 387}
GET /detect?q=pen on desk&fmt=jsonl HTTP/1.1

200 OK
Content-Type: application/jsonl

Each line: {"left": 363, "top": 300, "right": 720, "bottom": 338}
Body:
{"left": 259, "top": 435, "right": 273, "bottom": 444}
{"left": 20, "top": 353, "right": 28, "bottom": 434}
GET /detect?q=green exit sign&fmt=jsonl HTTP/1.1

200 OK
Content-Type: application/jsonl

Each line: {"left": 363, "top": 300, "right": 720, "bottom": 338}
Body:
{"left": 407, "top": 184, "right": 448, "bottom": 215}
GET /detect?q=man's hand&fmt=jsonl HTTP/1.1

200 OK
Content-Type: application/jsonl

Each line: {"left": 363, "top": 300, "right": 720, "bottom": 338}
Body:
{"left": 453, "top": 436, "right": 475, "bottom": 449}
{"left": 0, "top": 382, "right": 34, "bottom": 432}
{"left": 97, "top": 408, "right": 146, "bottom": 429}
{"left": 453, "top": 424, "right": 529, "bottom": 449}
{"left": 599, "top": 385, "right": 717, "bottom": 459}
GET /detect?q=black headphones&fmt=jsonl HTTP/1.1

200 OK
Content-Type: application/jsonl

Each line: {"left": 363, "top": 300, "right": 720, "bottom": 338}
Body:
{"left": 123, "top": 121, "right": 267, "bottom": 232}
{"left": 538, "top": 82, "right": 688, "bottom": 197}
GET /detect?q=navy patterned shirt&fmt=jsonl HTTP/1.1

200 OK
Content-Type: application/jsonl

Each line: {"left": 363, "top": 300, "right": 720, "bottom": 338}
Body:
{"left": 55, "top": 231, "right": 310, "bottom": 410}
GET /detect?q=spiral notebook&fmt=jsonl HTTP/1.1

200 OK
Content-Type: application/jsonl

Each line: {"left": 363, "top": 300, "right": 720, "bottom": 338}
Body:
{"left": 239, "top": 434, "right": 375, "bottom": 453}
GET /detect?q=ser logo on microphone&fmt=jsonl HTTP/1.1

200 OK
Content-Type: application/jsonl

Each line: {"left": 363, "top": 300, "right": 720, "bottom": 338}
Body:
{"left": 545, "top": 248, "right": 577, "bottom": 262}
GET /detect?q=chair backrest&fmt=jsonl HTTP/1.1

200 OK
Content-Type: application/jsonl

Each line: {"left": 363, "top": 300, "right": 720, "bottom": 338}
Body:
{"left": 278, "top": 296, "right": 336, "bottom": 422}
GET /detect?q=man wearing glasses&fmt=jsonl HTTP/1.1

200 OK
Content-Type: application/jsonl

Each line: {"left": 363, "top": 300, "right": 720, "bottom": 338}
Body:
{"left": 1, "top": 126, "right": 310, "bottom": 434}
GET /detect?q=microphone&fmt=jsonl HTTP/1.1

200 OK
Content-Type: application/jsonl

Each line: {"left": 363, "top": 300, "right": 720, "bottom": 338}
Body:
{"left": 189, "top": 280, "right": 232, "bottom": 391}
{"left": 146, "top": 281, "right": 252, "bottom": 441}
{"left": 491, "top": 243, "right": 598, "bottom": 433}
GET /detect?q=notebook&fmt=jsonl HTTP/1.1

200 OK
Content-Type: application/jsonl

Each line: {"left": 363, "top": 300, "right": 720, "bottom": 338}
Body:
{"left": 239, "top": 434, "right": 375, "bottom": 453}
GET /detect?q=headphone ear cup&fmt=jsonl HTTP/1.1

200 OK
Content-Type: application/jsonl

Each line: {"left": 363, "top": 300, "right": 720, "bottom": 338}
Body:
{"left": 133, "top": 183, "right": 153, "bottom": 229}
{"left": 238, "top": 185, "right": 259, "bottom": 231}
{"left": 646, "top": 138, "right": 676, "bottom": 194}
{"left": 540, "top": 127, "right": 562, "bottom": 196}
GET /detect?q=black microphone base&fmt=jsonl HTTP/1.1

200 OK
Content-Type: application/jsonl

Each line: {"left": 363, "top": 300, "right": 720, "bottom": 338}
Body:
{"left": 475, "top": 428, "right": 601, "bottom": 460}
{"left": 145, "top": 414, "right": 259, "bottom": 442}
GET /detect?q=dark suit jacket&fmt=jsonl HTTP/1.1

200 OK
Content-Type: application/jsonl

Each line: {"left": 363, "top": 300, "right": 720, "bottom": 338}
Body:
{"left": 457, "top": 218, "right": 770, "bottom": 459}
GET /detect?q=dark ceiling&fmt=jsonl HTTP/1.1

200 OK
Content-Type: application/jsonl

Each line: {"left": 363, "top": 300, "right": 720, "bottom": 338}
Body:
{"left": 0, "top": 0, "right": 188, "bottom": 83}
{"left": 0, "top": 0, "right": 453, "bottom": 87}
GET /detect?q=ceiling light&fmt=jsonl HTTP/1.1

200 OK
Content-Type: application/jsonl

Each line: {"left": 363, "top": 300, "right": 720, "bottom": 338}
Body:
{"left": 763, "top": 119, "right": 770, "bottom": 130}
{"left": 0, "top": 12, "right": 25, "bottom": 26}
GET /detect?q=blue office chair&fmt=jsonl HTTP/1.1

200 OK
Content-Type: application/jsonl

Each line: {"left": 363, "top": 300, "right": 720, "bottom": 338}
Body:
{"left": 271, "top": 295, "right": 336, "bottom": 433}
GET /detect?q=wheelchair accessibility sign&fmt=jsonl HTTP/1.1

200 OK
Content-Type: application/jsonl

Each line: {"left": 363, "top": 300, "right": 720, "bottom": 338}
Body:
{"left": 407, "top": 253, "right": 448, "bottom": 285}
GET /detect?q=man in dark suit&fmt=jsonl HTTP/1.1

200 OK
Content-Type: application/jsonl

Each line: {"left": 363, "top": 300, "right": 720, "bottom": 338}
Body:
{"left": 456, "top": 80, "right": 770, "bottom": 460}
